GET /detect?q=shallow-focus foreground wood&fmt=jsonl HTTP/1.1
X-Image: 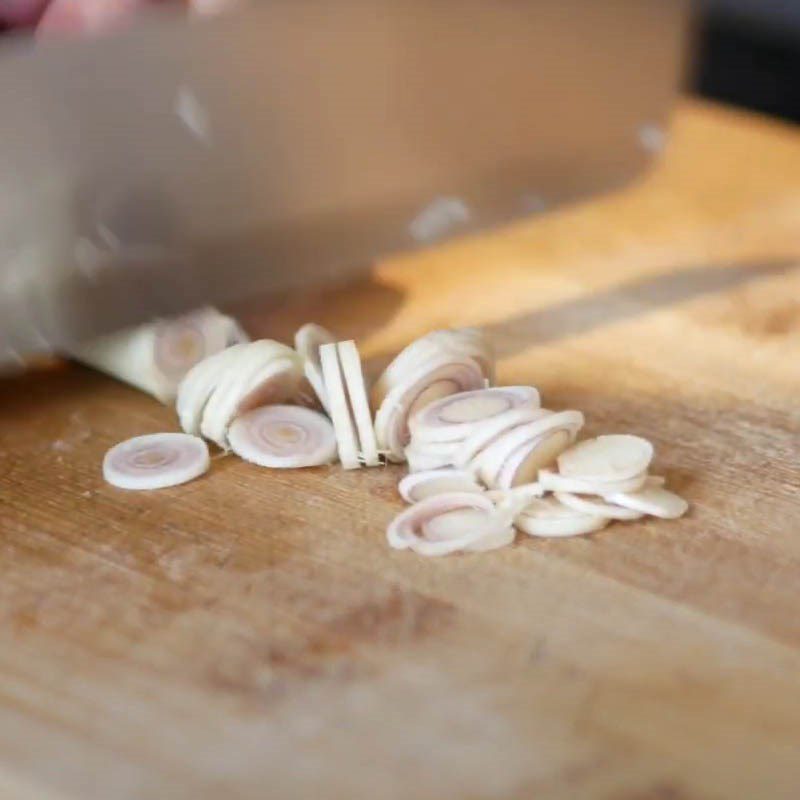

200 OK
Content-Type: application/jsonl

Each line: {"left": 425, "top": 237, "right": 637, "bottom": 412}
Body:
{"left": 2, "top": 100, "right": 800, "bottom": 800}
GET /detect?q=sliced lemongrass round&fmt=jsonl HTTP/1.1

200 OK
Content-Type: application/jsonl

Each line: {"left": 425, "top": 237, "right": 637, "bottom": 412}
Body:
{"left": 409, "top": 386, "right": 540, "bottom": 444}
{"left": 453, "top": 406, "right": 553, "bottom": 469}
{"left": 554, "top": 491, "right": 645, "bottom": 521}
{"left": 421, "top": 507, "right": 515, "bottom": 553}
{"left": 493, "top": 428, "right": 573, "bottom": 489}
{"left": 176, "top": 342, "right": 250, "bottom": 435}
{"left": 374, "top": 356, "right": 485, "bottom": 462}
{"left": 295, "top": 323, "right": 335, "bottom": 412}
{"left": 370, "top": 328, "right": 493, "bottom": 407}
{"left": 387, "top": 492, "right": 509, "bottom": 556}
{"left": 538, "top": 469, "right": 648, "bottom": 495}
{"left": 319, "top": 342, "right": 360, "bottom": 470}
{"left": 337, "top": 340, "right": 380, "bottom": 467}
{"left": 515, "top": 497, "right": 609, "bottom": 538}
{"left": 469, "top": 410, "right": 583, "bottom": 485}
{"left": 200, "top": 342, "right": 302, "bottom": 448}
{"left": 557, "top": 434, "right": 654, "bottom": 482}
{"left": 604, "top": 482, "right": 689, "bottom": 519}
{"left": 398, "top": 469, "right": 484, "bottom": 503}
{"left": 404, "top": 443, "right": 455, "bottom": 473}
{"left": 103, "top": 433, "right": 209, "bottom": 490}
{"left": 407, "top": 438, "right": 461, "bottom": 458}
{"left": 228, "top": 405, "right": 336, "bottom": 468}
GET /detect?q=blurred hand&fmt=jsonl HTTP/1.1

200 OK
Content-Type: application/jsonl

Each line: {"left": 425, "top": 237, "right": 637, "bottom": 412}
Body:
{"left": 1, "top": 0, "right": 237, "bottom": 36}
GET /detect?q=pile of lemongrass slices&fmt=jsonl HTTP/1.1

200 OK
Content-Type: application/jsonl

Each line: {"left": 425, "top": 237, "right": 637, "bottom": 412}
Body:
{"left": 100, "top": 321, "right": 688, "bottom": 553}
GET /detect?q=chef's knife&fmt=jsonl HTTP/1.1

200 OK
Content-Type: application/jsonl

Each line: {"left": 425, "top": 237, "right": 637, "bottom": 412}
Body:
{"left": 0, "top": 0, "right": 689, "bottom": 366}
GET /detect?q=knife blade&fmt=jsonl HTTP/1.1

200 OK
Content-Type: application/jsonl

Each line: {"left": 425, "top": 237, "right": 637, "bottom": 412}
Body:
{"left": 0, "top": 0, "right": 688, "bottom": 366}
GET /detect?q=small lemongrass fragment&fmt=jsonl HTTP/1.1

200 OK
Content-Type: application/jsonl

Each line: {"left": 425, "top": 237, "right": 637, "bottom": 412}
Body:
{"left": 454, "top": 406, "right": 554, "bottom": 469}
{"left": 557, "top": 435, "right": 654, "bottom": 482}
{"left": 103, "top": 433, "right": 209, "bottom": 490}
{"left": 515, "top": 496, "right": 609, "bottom": 538}
{"left": 387, "top": 492, "right": 513, "bottom": 556}
{"left": 228, "top": 405, "right": 336, "bottom": 468}
{"left": 374, "top": 356, "right": 486, "bottom": 462}
{"left": 538, "top": 469, "right": 649, "bottom": 496}
{"left": 398, "top": 469, "right": 484, "bottom": 504}
{"left": 337, "top": 340, "right": 380, "bottom": 467}
{"left": 319, "top": 342, "right": 360, "bottom": 470}
{"left": 74, "top": 307, "right": 248, "bottom": 403}
{"left": 409, "top": 386, "right": 540, "bottom": 444}
{"left": 554, "top": 492, "right": 645, "bottom": 521}
{"left": 295, "top": 323, "right": 336, "bottom": 413}
{"left": 604, "top": 480, "right": 689, "bottom": 519}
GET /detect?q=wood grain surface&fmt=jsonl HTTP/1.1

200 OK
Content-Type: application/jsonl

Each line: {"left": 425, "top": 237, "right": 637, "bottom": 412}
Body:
{"left": 1, "top": 100, "right": 800, "bottom": 800}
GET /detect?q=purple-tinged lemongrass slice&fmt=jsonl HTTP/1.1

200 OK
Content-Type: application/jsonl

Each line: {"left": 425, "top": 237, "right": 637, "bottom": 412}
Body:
{"left": 557, "top": 435, "right": 654, "bottom": 482}
{"left": 471, "top": 412, "right": 582, "bottom": 487}
{"left": 228, "top": 405, "right": 336, "bottom": 468}
{"left": 374, "top": 356, "right": 485, "bottom": 462}
{"left": 515, "top": 496, "right": 609, "bottom": 538}
{"left": 319, "top": 342, "right": 360, "bottom": 470}
{"left": 370, "top": 328, "right": 493, "bottom": 408}
{"left": 493, "top": 428, "right": 573, "bottom": 490}
{"left": 337, "top": 340, "right": 380, "bottom": 467}
{"left": 538, "top": 469, "right": 648, "bottom": 496}
{"left": 409, "top": 386, "right": 540, "bottom": 444}
{"left": 554, "top": 492, "right": 645, "bottom": 521}
{"left": 294, "top": 323, "right": 335, "bottom": 413}
{"left": 461, "top": 409, "right": 583, "bottom": 480}
{"left": 398, "top": 469, "right": 483, "bottom": 504}
{"left": 453, "top": 407, "right": 553, "bottom": 469}
{"left": 200, "top": 341, "right": 303, "bottom": 448}
{"left": 73, "top": 307, "right": 248, "bottom": 403}
{"left": 176, "top": 342, "right": 250, "bottom": 436}
{"left": 604, "top": 479, "right": 689, "bottom": 519}
{"left": 387, "top": 492, "right": 513, "bottom": 556}
{"left": 103, "top": 433, "right": 209, "bottom": 490}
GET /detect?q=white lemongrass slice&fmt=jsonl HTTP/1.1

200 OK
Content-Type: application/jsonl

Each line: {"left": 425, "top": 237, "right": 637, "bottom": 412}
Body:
{"left": 404, "top": 443, "right": 455, "bottom": 473}
{"left": 515, "top": 496, "right": 609, "bottom": 538}
{"left": 176, "top": 342, "right": 250, "bottom": 436}
{"left": 554, "top": 492, "right": 645, "bottom": 521}
{"left": 470, "top": 410, "right": 584, "bottom": 486}
{"left": 103, "top": 433, "right": 209, "bottom": 490}
{"left": 557, "top": 434, "right": 654, "bottom": 482}
{"left": 493, "top": 428, "right": 573, "bottom": 490}
{"left": 387, "top": 493, "right": 512, "bottom": 556}
{"left": 409, "top": 386, "right": 540, "bottom": 444}
{"left": 398, "top": 469, "right": 484, "bottom": 503}
{"left": 200, "top": 341, "right": 302, "bottom": 448}
{"left": 73, "top": 307, "right": 248, "bottom": 403}
{"left": 228, "top": 405, "right": 336, "bottom": 468}
{"left": 295, "top": 323, "right": 335, "bottom": 413}
{"left": 454, "top": 406, "right": 553, "bottom": 469}
{"left": 319, "top": 342, "right": 360, "bottom": 470}
{"left": 604, "top": 481, "right": 689, "bottom": 519}
{"left": 371, "top": 328, "right": 493, "bottom": 407}
{"left": 374, "top": 356, "right": 485, "bottom": 462}
{"left": 337, "top": 340, "right": 380, "bottom": 467}
{"left": 538, "top": 469, "right": 648, "bottom": 495}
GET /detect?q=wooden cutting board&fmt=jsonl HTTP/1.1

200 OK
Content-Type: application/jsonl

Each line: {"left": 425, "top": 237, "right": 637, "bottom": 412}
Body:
{"left": 1, "top": 99, "right": 800, "bottom": 800}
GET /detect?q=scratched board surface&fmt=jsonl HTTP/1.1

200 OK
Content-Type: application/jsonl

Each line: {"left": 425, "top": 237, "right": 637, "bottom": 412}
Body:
{"left": 1, "top": 100, "right": 800, "bottom": 800}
